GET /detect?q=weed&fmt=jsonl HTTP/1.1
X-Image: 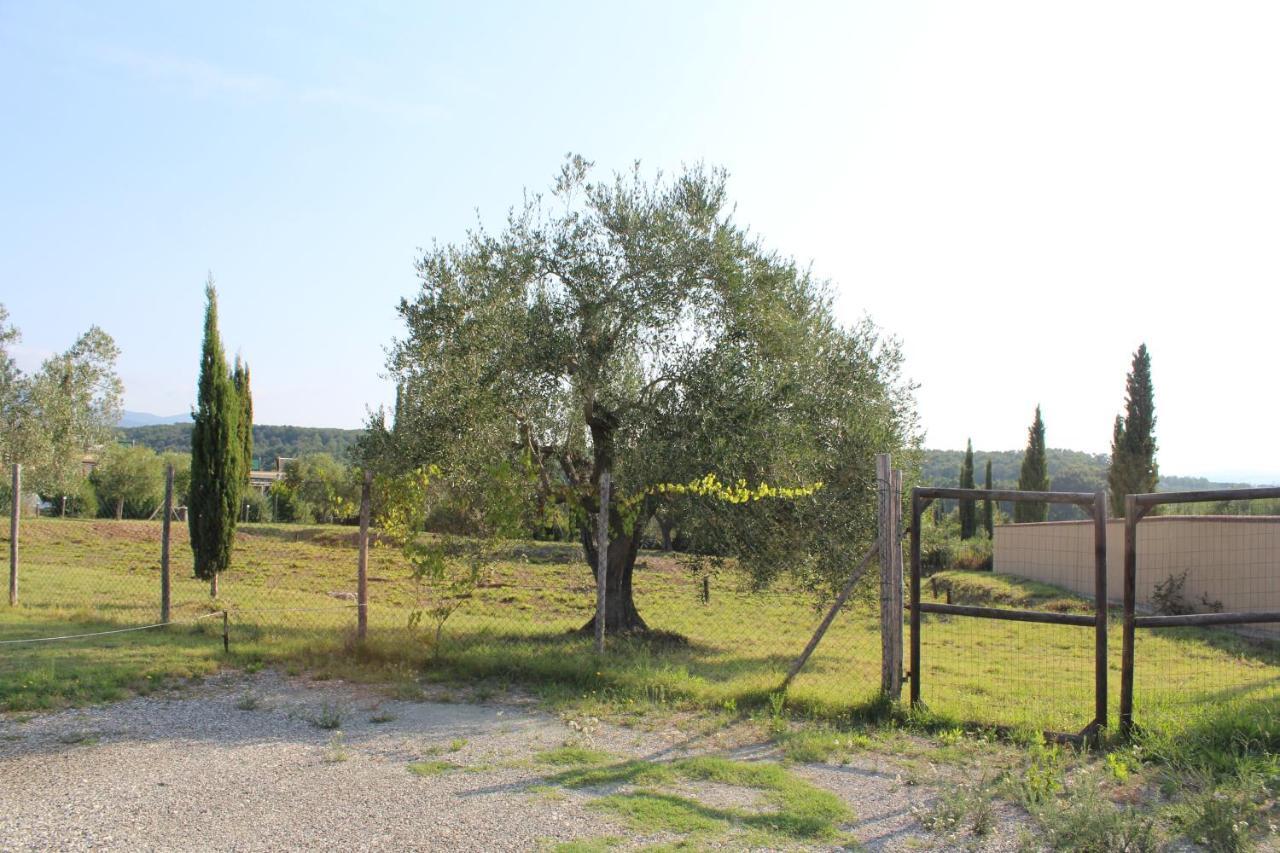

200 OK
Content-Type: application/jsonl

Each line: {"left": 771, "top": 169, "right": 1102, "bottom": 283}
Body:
{"left": 1177, "top": 785, "right": 1263, "bottom": 852}
{"left": 408, "top": 759, "right": 456, "bottom": 777}
{"left": 236, "top": 692, "right": 262, "bottom": 711}
{"left": 56, "top": 730, "right": 99, "bottom": 746}
{"left": 914, "top": 782, "right": 995, "bottom": 841}
{"left": 1033, "top": 780, "right": 1158, "bottom": 852}
{"left": 449, "top": 737, "right": 468, "bottom": 752}
{"left": 309, "top": 703, "right": 343, "bottom": 730}
{"left": 775, "top": 726, "right": 870, "bottom": 764}
{"left": 324, "top": 731, "right": 349, "bottom": 763}
{"left": 1015, "top": 741, "right": 1064, "bottom": 808}
{"left": 536, "top": 745, "right": 613, "bottom": 766}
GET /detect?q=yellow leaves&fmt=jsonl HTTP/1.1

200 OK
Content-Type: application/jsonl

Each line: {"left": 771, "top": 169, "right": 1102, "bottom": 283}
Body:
{"left": 618, "top": 473, "right": 824, "bottom": 510}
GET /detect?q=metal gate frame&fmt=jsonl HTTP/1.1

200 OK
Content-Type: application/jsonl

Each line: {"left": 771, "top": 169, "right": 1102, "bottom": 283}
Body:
{"left": 909, "top": 487, "right": 1110, "bottom": 738}
{"left": 1119, "top": 486, "right": 1280, "bottom": 736}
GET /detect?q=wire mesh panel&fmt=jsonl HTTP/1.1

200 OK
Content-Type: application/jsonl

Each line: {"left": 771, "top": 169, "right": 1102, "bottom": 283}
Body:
{"left": 1124, "top": 490, "right": 1280, "bottom": 736}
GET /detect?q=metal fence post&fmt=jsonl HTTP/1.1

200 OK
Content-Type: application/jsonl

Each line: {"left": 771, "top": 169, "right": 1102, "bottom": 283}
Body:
{"left": 1091, "top": 490, "right": 1108, "bottom": 732}
{"left": 357, "top": 470, "right": 372, "bottom": 641}
{"left": 908, "top": 489, "right": 922, "bottom": 707}
{"left": 1120, "top": 494, "right": 1139, "bottom": 736}
{"left": 161, "top": 464, "right": 173, "bottom": 623}
{"left": 9, "top": 463, "right": 19, "bottom": 606}
{"left": 595, "top": 470, "right": 610, "bottom": 654}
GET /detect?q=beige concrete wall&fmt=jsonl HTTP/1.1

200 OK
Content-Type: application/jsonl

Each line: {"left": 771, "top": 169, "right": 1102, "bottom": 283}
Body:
{"left": 993, "top": 517, "right": 1280, "bottom": 632}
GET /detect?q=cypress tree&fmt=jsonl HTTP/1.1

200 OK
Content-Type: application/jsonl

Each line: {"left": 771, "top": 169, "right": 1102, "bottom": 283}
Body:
{"left": 983, "top": 459, "right": 994, "bottom": 538}
{"left": 959, "top": 439, "right": 977, "bottom": 539}
{"left": 189, "top": 280, "right": 241, "bottom": 596}
{"left": 1108, "top": 344, "right": 1158, "bottom": 517}
{"left": 1014, "top": 405, "right": 1049, "bottom": 522}
{"left": 233, "top": 357, "right": 254, "bottom": 482}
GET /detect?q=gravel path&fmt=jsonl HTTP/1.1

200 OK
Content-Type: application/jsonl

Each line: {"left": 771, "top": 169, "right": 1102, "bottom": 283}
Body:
{"left": 0, "top": 671, "right": 1028, "bottom": 851}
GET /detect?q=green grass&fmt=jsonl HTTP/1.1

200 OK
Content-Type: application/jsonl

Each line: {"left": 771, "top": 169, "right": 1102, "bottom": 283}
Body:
{"left": 407, "top": 759, "right": 457, "bottom": 777}
{"left": 548, "top": 755, "right": 852, "bottom": 844}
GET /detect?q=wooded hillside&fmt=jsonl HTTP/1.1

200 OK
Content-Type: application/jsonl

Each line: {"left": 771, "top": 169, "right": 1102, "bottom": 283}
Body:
{"left": 120, "top": 424, "right": 362, "bottom": 468}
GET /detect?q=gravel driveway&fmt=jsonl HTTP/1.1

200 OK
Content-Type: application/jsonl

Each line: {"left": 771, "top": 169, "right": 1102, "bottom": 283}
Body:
{"left": 0, "top": 671, "right": 1026, "bottom": 851}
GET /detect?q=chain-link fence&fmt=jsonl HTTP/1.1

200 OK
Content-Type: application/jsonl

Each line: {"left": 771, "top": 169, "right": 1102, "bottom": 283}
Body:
{"left": 1, "top": 462, "right": 897, "bottom": 716}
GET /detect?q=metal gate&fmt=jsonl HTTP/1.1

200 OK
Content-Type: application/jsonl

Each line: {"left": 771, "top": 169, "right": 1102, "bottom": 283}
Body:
{"left": 909, "top": 487, "right": 1109, "bottom": 738}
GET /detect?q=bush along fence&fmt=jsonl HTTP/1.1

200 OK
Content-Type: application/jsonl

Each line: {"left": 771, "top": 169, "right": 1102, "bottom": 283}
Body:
{"left": 1, "top": 457, "right": 912, "bottom": 714}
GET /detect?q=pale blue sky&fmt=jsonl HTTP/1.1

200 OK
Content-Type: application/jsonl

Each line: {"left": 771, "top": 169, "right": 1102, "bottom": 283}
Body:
{"left": 3, "top": 1, "right": 1278, "bottom": 481}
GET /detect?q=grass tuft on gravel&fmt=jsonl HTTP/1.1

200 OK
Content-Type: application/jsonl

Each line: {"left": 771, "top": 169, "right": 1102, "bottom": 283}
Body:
{"left": 408, "top": 760, "right": 457, "bottom": 777}
{"left": 550, "top": 755, "right": 852, "bottom": 843}
{"left": 536, "top": 745, "right": 614, "bottom": 766}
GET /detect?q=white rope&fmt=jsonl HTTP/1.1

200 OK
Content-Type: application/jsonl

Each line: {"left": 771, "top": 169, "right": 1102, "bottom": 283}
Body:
{"left": 0, "top": 611, "right": 224, "bottom": 646}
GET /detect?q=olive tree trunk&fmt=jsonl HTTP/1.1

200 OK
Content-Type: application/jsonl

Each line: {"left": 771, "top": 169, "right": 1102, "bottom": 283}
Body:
{"left": 579, "top": 513, "right": 649, "bottom": 634}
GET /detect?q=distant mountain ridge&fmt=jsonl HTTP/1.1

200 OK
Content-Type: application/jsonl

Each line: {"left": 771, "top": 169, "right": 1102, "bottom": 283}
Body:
{"left": 920, "top": 447, "right": 1257, "bottom": 492}
{"left": 118, "top": 410, "right": 192, "bottom": 428}
{"left": 120, "top": 423, "right": 363, "bottom": 468}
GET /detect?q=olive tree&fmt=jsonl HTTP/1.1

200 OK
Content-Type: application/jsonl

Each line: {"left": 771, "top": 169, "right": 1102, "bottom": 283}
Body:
{"left": 370, "top": 157, "right": 918, "bottom": 633}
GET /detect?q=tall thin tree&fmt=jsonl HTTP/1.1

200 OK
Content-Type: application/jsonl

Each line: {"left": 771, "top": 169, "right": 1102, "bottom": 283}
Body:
{"left": 189, "top": 280, "right": 242, "bottom": 596}
{"left": 1108, "top": 344, "right": 1158, "bottom": 517}
{"left": 983, "top": 459, "right": 994, "bottom": 538}
{"left": 959, "top": 439, "right": 977, "bottom": 539}
{"left": 233, "top": 357, "right": 254, "bottom": 483}
{"left": 1014, "top": 405, "right": 1049, "bottom": 522}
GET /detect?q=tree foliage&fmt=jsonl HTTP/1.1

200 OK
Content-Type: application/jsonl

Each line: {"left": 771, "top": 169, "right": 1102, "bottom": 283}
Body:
{"left": 233, "top": 357, "right": 254, "bottom": 474}
{"left": 365, "top": 157, "right": 919, "bottom": 631}
{"left": 0, "top": 304, "right": 124, "bottom": 495}
{"left": 1108, "top": 344, "right": 1158, "bottom": 517}
{"left": 1014, "top": 405, "right": 1049, "bottom": 523}
{"left": 91, "top": 443, "right": 165, "bottom": 519}
{"left": 958, "top": 439, "right": 977, "bottom": 539}
{"left": 188, "top": 281, "right": 243, "bottom": 584}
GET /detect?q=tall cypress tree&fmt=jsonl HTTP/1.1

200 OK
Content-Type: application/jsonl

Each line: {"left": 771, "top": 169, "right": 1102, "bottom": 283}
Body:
{"left": 1108, "top": 344, "right": 1158, "bottom": 517}
{"left": 233, "top": 357, "right": 254, "bottom": 482}
{"left": 189, "top": 281, "right": 241, "bottom": 596}
{"left": 983, "top": 459, "right": 994, "bottom": 538}
{"left": 1014, "top": 405, "right": 1049, "bottom": 522}
{"left": 959, "top": 439, "right": 977, "bottom": 539}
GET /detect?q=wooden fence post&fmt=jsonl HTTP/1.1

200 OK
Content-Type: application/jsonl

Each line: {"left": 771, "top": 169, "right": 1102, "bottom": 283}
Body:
{"left": 161, "top": 464, "right": 173, "bottom": 623}
{"left": 8, "top": 463, "right": 18, "bottom": 606}
{"left": 878, "top": 455, "right": 904, "bottom": 700}
{"left": 595, "top": 470, "right": 610, "bottom": 654}
{"left": 357, "top": 470, "right": 372, "bottom": 641}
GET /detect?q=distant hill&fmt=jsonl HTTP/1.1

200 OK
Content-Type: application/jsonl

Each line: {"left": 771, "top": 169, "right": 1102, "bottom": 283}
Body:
{"left": 120, "top": 424, "right": 364, "bottom": 468}
{"left": 118, "top": 410, "right": 192, "bottom": 428}
{"left": 921, "top": 447, "right": 1251, "bottom": 493}
{"left": 920, "top": 448, "right": 1254, "bottom": 520}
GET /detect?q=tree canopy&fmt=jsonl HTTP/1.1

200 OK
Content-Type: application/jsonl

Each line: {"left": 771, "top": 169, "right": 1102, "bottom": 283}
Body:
{"left": 367, "top": 157, "right": 919, "bottom": 632}
{"left": 0, "top": 303, "right": 123, "bottom": 496}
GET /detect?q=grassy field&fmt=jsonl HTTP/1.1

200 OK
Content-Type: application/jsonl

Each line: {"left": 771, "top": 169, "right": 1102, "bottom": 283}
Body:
{"left": 2, "top": 517, "right": 1279, "bottom": 751}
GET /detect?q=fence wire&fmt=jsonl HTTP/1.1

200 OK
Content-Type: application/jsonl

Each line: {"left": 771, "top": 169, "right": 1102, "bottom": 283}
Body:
{"left": 1, "top": 480, "right": 887, "bottom": 716}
